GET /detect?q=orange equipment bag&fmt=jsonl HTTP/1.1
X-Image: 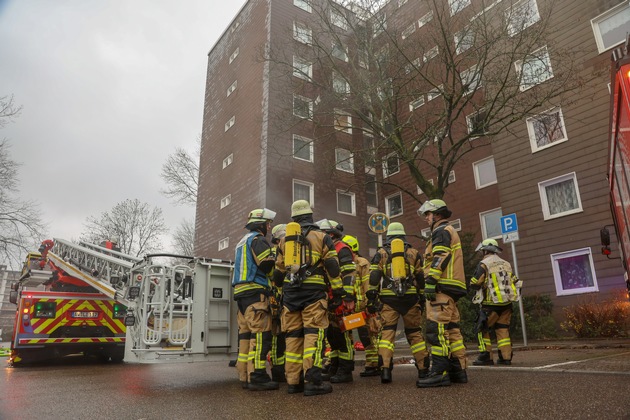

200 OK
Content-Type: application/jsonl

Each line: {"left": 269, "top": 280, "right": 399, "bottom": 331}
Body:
{"left": 341, "top": 312, "right": 366, "bottom": 332}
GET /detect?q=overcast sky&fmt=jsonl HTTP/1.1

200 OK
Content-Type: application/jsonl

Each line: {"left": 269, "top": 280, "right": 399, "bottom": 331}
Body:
{"left": 0, "top": 0, "right": 247, "bottom": 248}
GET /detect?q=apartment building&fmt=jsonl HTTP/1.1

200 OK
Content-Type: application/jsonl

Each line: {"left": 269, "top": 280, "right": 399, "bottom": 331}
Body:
{"left": 195, "top": 0, "right": 629, "bottom": 314}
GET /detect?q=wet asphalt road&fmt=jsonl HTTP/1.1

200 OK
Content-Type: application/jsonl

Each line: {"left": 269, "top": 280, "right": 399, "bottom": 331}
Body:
{"left": 1, "top": 346, "right": 629, "bottom": 420}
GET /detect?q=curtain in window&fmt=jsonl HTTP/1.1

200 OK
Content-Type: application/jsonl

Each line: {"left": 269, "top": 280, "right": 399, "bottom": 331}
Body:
{"left": 546, "top": 179, "right": 578, "bottom": 215}
{"left": 557, "top": 254, "right": 594, "bottom": 290}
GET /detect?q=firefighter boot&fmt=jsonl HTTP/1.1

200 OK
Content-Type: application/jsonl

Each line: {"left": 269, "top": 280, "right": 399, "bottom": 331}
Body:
{"left": 416, "top": 356, "right": 451, "bottom": 388}
{"left": 330, "top": 360, "right": 354, "bottom": 383}
{"left": 497, "top": 352, "right": 512, "bottom": 366}
{"left": 287, "top": 372, "right": 305, "bottom": 394}
{"left": 360, "top": 367, "right": 381, "bottom": 377}
{"left": 473, "top": 351, "right": 494, "bottom": 366}
{"left": 380, "top": 357, "right": 393, "bottom": 384}
{"left": 271, "top": 365, "right": 287, "bottom": 382}
{"left": 321, "top": 357, "right": 339, "bottom": 381}
{"left": 248, "top": 369, "right": 279, "bottom": 391}
{"left": 304, "top": 367, "right": 333, "bottom": 396}
{"left": 417, "top": 356, "right": 430, "bottom": 380}
{"left": 448, "top": 357, "right": 468, "bottom": 384}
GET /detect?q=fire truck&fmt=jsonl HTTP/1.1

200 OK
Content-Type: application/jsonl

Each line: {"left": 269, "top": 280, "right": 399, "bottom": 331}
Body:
{"left": 9, "top": 238, "right": 237, "bottom": 364}
{"left": 602, "top": 35, "right": 630, "bottom": 300}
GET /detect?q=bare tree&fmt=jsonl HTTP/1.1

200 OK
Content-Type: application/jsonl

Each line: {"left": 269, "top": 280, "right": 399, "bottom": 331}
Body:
{"left": 81, "top": 199, "right": 168, "bottom": 257}
{"left": 0, "top": 95, "right": 47, "bottom": 269}
{"left": 171, "top": 218, "right": 195, "bottom": 257}
{"left": 160, "top": 139, "right": 199, "bottom": 206}
{"left": 266, "top": 0, "right": 599, "bottom": 200}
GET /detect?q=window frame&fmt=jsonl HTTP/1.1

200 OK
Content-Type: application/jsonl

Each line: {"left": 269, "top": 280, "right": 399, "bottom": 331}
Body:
{"left": 591, "top": 2, "right": 630, "bottom": 53}
{"left": 336, "top": 189, "right": 356, "bottom": 215}
{"left": 332, "top": 73, "right": 350, "bottom": 95}
{"left": 409, "top": 96, "right": 425, "bottom": 111}
{"left": 293, "top": 94, "right": 313, "bottom": 120}
{"left": 382, "top": 152, "right": 400, "bottom": 178}
{"left": 292, "top": 134, "right": 314, "bottom": 162}
{"left": 538, "top": 172, "right": 583, "bottom": 220}
{"left": 454, "top": 27, "right": 474, "bottom": 55}
{"left": 218, "top": 237, "right": 229, "bottom": 251}
{"left": 330, "top": 8, "right": 348, "bottom": 30}
{"left": 427, "top": 84, "right": 443, "bottom": 101}
{"left": 461, "top": 65, "right": 481, "bottom": 95}
{"left": 506, "top": 0, "right": 540, "bottom": 37}
{"left": 385, "top": 192, "right": 403, "bottom": 218}
{"left": 227, "top": 80, "right": 237, "bottom": 97}
{"left": 220, "top": 194, "right": 231, "bottom": 209}
{"left": 332, "top": 41, "right": 349, "bottom": 62}
{"left": 480, "top": 207, "right": 503, "bottom": 240}
{"left": 222, "top": 153, "right": 233, "bottom": 169}
{"left": 293, "top": 0, "right": 312, "bottom": 13}
{"left": 293, "top": 22, "right": 313, "bottom": 45}
{"left": 224, "top": 116, "right": 235, "bottom": 132}
{"left": 515, "top": 46, "right": 553, "bottom": 92}
{"left": 527, "top": 106, "right": 569, "bottom": 152}
{"left": 334, "top": 110, "right": 352, "bottom": 133}
{"left": 473, "top": 156, "right": 497, "bottom": 189}
{"left": 418, "top": 11, "right": 433, "bottom": 28}
{"left": 402, "top": 23, "right": 416, "bottom": 40}
{"left": 550, "top": 247, "right": 599, "bottom": 296}
{"left": 293, "top": 56, "right": 313, "bottom": 81}
{"left": 229, "top": 47, "right": 239, "bottom": 64}
{"left": 293, "top": 179, "right": 314, "bottom": 206}
{"left": 423, "top": 46, "right": 439, "bottom": 62}
{"left": 466, "top": 108, "right": 488, "bottom": 138}
{"left": 335, "top": 148, "right": 354, "bottom": 173}
{"left": 449, "top": 0, "right": 471, "bottom": 15}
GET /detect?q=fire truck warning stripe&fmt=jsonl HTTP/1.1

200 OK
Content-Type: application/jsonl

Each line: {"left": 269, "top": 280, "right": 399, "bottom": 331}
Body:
{"left": 18, "top": 338, "right": 126, "bottom": 345}
{"left": 29, "top": 299, "right": 125, "bottom": 335}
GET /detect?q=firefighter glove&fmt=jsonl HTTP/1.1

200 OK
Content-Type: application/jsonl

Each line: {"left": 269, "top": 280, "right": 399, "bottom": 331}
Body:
{"left": 418, "top": 292, "right": 426, "bottom": 313}
{"left": 425, "top": 277, "right": 438, "bottom": 302}
{"left": 330, "top": 288, "right": 346, "bottom": 310}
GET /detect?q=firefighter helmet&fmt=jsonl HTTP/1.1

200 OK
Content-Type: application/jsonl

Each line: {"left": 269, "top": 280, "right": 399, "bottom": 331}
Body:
{"left": 417, "top": 199, "right": 452, "bottom": 218}
{"left": 271, "top": 224, "right": 287, "bottom": 244}
{"left": 291, "top": 200, "right": 313, "bottom": 217}
{"left": 342, "top": 235, "right": 359, "bottom": 253}
{"left": 387, "top": 222, "right": 406, "bottom": 237}
{"left": 247, "top": 208, "right": 276, "bottom": 224}
{"left": 475, "top": 238, "right": 503, "bottom": 253}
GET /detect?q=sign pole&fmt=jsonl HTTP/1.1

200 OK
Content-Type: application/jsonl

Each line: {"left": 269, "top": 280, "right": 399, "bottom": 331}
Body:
{"left": 511, "top": 241, "right": 528, "bottom": 347}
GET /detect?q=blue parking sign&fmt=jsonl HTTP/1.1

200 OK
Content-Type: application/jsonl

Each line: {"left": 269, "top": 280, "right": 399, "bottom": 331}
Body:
{"left": 500, "top": 214, "right": 518, "bottom": 234}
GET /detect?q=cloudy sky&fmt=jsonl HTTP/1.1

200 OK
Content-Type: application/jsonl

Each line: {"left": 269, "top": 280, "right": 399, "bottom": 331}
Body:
{"left": 0, "top": 0, "right": 247, "bottom": 248}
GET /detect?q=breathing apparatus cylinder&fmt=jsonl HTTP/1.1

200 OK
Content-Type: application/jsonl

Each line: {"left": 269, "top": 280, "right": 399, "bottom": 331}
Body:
{"left": 284, "top": 222, "right": 302, "bottom": 274}
{"left": 391, "top": 238, "right": 406, "bottom": 279}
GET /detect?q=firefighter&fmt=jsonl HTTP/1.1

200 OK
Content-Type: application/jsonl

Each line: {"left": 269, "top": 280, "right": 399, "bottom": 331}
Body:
{"left": 365, "top": 222, "right": 429, "bottom": 385}
{"left": 470, "top": 238, "right": 522, "bottom": 366}
{"left": 416, "top": 199, "right": 468, "bottom": 388}
{"left": 231, "top": 208, "right": 279, "bottom": 391}
{"left": 317, "top": 219, "right": 356, "bottom": 383}
{"left": 270, "top": 224, "right": 287, "bottom": 382}
{"left": 342, "top": 235, "right": 381, "bottom": 378}
{"left": 273, "top": 200, "right": 349, "bottom": 396}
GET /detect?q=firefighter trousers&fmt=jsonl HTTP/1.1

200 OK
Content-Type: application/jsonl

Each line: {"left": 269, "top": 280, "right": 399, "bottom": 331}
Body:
{"left": 357, "top": 314, "right": 380, "bottom": 368}
{"left": 477, "top": 305, "right": 513, "bottom": 360}
{"left": 426, "top": 292, "right": 467, "bottom": 374}
{"left": 327, "top": 317, "right": 354, "bottom": 373}
{"left": 281, "top": 298, "right": 329, "bottom": 385}
{"left": 378, "top": 301, "right": 428, "bottom": 369}
{"left": 271, "top": 317, "right": 286, "bottom": 367}
{"left": 236, "top": 292, "right": 273, "bottom": 383}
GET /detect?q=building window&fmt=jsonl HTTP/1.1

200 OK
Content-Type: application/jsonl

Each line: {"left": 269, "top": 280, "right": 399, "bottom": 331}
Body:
{"left": 449, "top": 0, "right": 470, "bottom": 15}
{"left": 409, "top": 97, "right": 425, "bottom": 111}
{"left": 332, "top": 42, "right": 349, "bottom": 62}
{"left": 337, "top": 190, "right": 356, "bottom": 215}
{"left": 423, "top": 46, "right": 439, "bottom": 62}
{"left": 448, "top": 170, "right": 456, "bottom": 184}
{"left": 527, "top": 107, "right": 568, "bottom": 152}
{"left": 551, "top": 248, "right": 599, "bottom": 296}
{"left": 539, "top": 172, "right": 583, "bottom": 220}
{"left": 506, "top": 0, "right": 540, "bottom": 37}
{"left": 293, "top": 56, "right": 312, "bottom": 81}
{"left": 293, "top": 179, "right": 314, "bottom": 205}
{"left": 454, "top": 27, "right": 474, "bottom": 55}
{"left": 294, "top": 0, "right": 311, "bottom": 13}
{"left": 385, "top": 192, "right": 403, "bottom": 218}
{"left": 592, "top": 3, "right": 630, "bottom": 53}
{"left": 358, "top": 47, "right": 369, "bottom": 69}
{"left": 293, "top": 135, "right": 313, "bottom": 162}
{"left": 428, "top": 85, "right": 443, "bottom": 101}
{"left": 330, "top": 8, "right": 348, "bottom": 30}
{"left": 335, "top": 148, "right": 354, "bottom": 173}
{"left": 401, "top": 23, "right": 416, "bottom": 40}
{"left": 222, "top": 153, "right": 233, "bottom": 169}
{"left": 382, "top": 153, "right": 400, "bottom": 178}
{"left": 516, "top": 46, "right": 553, "bottom": 91}
{"left": 227, "top": 80, "right": 237, "bottom": 97}
{"left": 293, "top": 95, "right": 313, "bottom": 120}
{"left": 461, "top": 65, "right": 481, "bottom": 95}
{"left": 229, "top": 47, "right": 239, "bottom": 64}
{"left": 218, "top": 237, "right": 229, "bottom": 251}
{"left": 450, "top": 219, "right": 462, "bottom": 231}
{"left": 334, "top": 110, "right": 352, "bottom": 133}
{"left": 417, "top": 179, "right": 434, "bottom": 195}
{"left": 398, "top": 0, "right": 408, "bottom": 6}
{"left": 418, "top": 11, "right": 433, "bottom": 28}
{"left": 480, "top": 208, "right": 503, "bottom": 239}
{"left": 373, "top": 13, "right": 387, "bottom": 38}
{"left": 225, "top": 116, "right": 235, "bottom": 132}
{"left": 293, "top": 22, "right": 312, "bottom": 45}
{"left": 220, "top": 194, "right": 231, "bottom": 209}
{"left": 473, "top": 156, "right": 497, "bottom": 189}
{"left": 366, "top": 173, "right": 378, "bottom": 208}
{"left": 467, "top": 108, "right": 488, "bottom": 138}
{"left": 332, "top": 73, "right": 350, "bottom": 95}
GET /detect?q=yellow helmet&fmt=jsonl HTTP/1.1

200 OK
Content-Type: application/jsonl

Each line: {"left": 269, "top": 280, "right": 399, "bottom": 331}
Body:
{"left": 475, "top": 238, "right": 502, "bottom": 253}
{"left": 291, "top": 200, "right": 312, "bottom": 217}
{"left": 418, "top": 199, "right": 452, "bottom": 218}
{"left": 342, "top": 235, "right": 359, "bottom": 253}
{"left": 247, "top": 208, "right": 276, "bottom": 224}
{"left": 387, "top": 222, "right": 406, "bottom": 236}
{"left": 271, "top": 224, "right": 287, "bottom": 244}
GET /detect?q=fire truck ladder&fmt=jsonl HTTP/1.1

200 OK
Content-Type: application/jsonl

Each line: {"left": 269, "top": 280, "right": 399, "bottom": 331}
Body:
{"left": 49, "top": 238, "right": 142, "bottom": 306}
{"left": 133, "top": 262, "right": 193, "bottom": 346}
